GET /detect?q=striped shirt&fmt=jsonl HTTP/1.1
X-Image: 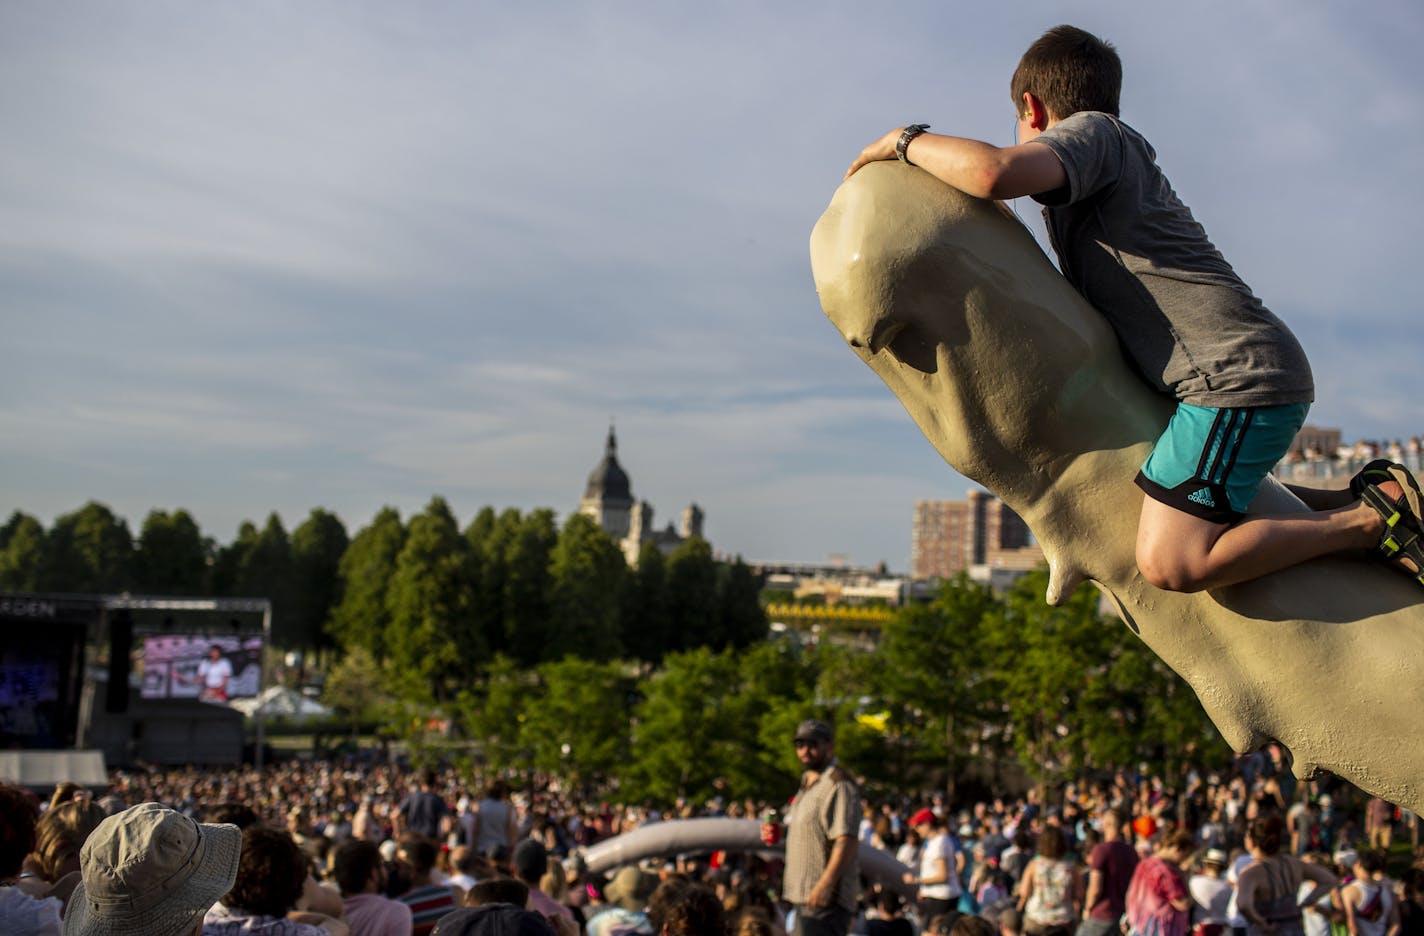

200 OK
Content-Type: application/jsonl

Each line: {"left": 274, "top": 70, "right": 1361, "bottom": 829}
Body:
{"left": 397, "top": 884, "right": 459, "bottom": 936}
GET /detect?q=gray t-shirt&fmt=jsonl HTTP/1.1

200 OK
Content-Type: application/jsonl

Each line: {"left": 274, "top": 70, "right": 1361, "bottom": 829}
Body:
{"left": 1033, "top": 111, "right": 1313, "bottom": 408}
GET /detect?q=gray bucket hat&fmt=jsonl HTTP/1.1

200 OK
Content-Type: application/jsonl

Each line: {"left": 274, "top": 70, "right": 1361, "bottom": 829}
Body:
{"left": 63, "top": 802, "right": 241, "bottom": 936}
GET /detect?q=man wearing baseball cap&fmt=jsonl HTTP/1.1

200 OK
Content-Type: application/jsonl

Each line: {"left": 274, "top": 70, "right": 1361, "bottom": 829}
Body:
{"left": 63, "top": 802, "right": 241, "bottom": 936}
{"left": 762, "top": 719, "right": 861, "bottom": 936}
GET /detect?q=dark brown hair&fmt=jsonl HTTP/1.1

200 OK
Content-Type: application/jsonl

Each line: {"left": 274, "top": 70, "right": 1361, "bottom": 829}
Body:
{"left": 399, "top": 834, "right": 438, "bottom": 876}
{"left": 0, "top": 784, "right": 40, "bottom": 878}
{"left": 466, "top": 877, "right": 531, "bottom": 907}
{"left": 334, "top": 839, "right": 383, "bottom": 896}
{"left": 224, "top": 827, "right": 308, "bottom": 918}
{"left": 735, "top": 909, "right": 777, "bottom": 936}
{"left": 952, "top": 915, "right": 999, "bottom": 936}
{"left": 1165, "top": 829, "right": 1197, "bottom": 852}
{"left": 1011, "top": 25, "right": 1122, "bottom": 118}
{"left": 1358, "top": 849, "right": 1386, "bottom": 874}
{"left": 663, "top": 884, "right": 725, "bottom": 936}
{"left": 203, "top": 802, "right": 260, "bottom": 829}
{"left": 1247, "top": 814, "right": 1284, "bottom": 855}
{"left": 648, "top": 876, "right": 694, "bottom": 933}
{"left": 1037, "top": 826, "right": 1067, "bottom": 860}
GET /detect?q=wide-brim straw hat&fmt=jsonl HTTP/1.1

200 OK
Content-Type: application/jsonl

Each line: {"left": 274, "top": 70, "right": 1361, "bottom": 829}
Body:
{"left": 64, "top": 802, "right": 241, "bottom": 936}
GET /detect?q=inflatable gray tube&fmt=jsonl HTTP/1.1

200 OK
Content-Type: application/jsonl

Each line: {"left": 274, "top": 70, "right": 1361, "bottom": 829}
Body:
{"left": 580, "top": 817, "right": 915, "bottom": 899}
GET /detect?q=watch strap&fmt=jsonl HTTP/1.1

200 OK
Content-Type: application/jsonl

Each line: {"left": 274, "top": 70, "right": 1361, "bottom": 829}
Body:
{"left": 896, "top": 124, "right": 931, "bottom": 164}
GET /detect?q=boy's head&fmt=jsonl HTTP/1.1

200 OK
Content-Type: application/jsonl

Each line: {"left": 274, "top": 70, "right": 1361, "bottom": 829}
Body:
{"left": 1011, "top": 25, "right": 1121, "bottom": 121}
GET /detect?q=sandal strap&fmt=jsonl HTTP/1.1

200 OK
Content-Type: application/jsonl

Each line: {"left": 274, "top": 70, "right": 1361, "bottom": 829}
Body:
{"left": 1383, "top": 464, "right": 1424, "bottom": 519}
{"left": 1350, "top": 459, "right": 1398, "bottom": 498}
{"left": 1361, "top": 483, "right": 1424, "bottom": 561}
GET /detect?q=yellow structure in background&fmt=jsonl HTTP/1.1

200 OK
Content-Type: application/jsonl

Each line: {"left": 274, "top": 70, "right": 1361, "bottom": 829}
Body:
{"left": 763, "top": 602, "right": 894, "bottom": 630}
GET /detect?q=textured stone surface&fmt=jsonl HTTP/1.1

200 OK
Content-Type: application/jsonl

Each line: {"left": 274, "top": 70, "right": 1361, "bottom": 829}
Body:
{"left": 811, "top": 161, "right": 1424, "bottom": 810}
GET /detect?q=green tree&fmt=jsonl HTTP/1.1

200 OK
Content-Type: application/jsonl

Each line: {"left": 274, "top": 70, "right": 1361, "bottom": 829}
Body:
{"left": 627, "top": 647, "right": 744, "bottom": 802}
{"left": 0, "top": 512, "right": 30, "bottom": 552}
{"left": 290, "top": 509, "right": 350, "bottom": 653}
{"left": 458, "top": 654, "right": 532, "bottom": 772}
{"left": 210, "top": 521, "right": 258, "bottom": 596}
{"left": 502, "top": 509, "right": 557, "bottom": 665}
{"left": 472, "top": 508, "right": 521, "bottom": 658}
{"left": 523, "top": 656, "right": 633, "bottom": 785}
{"left": 873, "top": 574, "right": 1002, "bottom": 796}
{"left": 44, "top": 501, "right": 135, "bottom": 592}
{"left": 734, "top": 641, "right": 819, "bottom": 797}
{"left": 323, "top": 646, "right": 392, "bottom": 733}
{"left": 133, "top": 509, "right": 210, "bottom": 594}
{"left": 985, "top": 569, "right": 1121, "bottom": 790}
{"left": 664, "top": 537, "right": 718, "bottom": 651}
{"left": 328, "top": 508, "right": 405, "bottom": 657}
{"left": 233, "top": 514, "right": 296, "bottom": 647}
{"left": 548, "top": 514, "right": 626, "bottom": 660}
{"left": 717, "top": 556, "right": 768, "bottom": 650}
{"left": 385, "top": 497, "right": 478, "bottom": 702}
{"left": 465, "top": 506, "right": 496, "bottom": 553}
{"left": 802, "top": 641, "right": 903, "bottom": 792}
{"left": 0, "top": 512, "right": 47, "bottom": 591}
{"left": 1084, "top": 629, "right": 1232, "bottom": 777}
{"left": 621, "top": 540, "right": 669, "bottom": 663}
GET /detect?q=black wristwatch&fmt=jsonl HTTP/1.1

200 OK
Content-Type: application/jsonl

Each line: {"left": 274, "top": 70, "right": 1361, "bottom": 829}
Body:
{"left": 896, "top": 124, "right": 931, "bottom": 164}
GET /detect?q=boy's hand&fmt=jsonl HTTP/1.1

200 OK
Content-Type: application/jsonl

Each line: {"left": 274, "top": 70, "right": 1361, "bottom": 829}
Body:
{"left": 845, "top": 128, "right": 907, "bottom": 180}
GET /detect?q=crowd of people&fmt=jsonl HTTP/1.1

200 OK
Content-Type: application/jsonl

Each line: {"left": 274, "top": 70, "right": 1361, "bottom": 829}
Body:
{"left": 3, "top": 737, "right": 1424, "bottom": 936}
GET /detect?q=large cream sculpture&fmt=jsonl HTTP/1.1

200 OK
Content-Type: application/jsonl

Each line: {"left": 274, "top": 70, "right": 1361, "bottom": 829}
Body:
{"left": 810, "top": 162, "right": 1424, "bottom": 812}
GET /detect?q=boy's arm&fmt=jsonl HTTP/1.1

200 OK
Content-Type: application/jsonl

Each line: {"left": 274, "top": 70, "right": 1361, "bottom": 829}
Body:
{"left": 845, "top": 127, "right": 1066, "bottom": 200}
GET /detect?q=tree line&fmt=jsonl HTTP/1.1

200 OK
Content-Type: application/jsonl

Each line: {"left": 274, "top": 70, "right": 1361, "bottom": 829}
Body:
{"left": 0, "top": 499, "right": 768, "bottom": 694}
{"left": 321, "top": 567, "right": 1229, "bottom": 805}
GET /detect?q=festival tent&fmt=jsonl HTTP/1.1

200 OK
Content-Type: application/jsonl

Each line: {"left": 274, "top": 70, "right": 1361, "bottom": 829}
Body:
{"left": 230, "top": 686, "right": 333, "bottom": 721}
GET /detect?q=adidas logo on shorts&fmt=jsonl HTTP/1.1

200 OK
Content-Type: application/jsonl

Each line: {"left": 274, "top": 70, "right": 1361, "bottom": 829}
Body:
{"left": 1188, "top": 487, "right": 1216, "bottom": 508}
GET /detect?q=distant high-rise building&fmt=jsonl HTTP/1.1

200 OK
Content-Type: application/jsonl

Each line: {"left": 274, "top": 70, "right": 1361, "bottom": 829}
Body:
{"left": 912, "top": 491, "right": 1042, "bottom": 583}
{"left": 579, "top": 426, "right": 705, "bottom": 565}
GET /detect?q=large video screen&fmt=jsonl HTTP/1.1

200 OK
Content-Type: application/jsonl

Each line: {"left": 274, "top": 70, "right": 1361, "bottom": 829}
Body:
{"left": 0, "top": 621, "right": 85, "bottom": 748}
{"left": 140, "top": 635, "right": 262, "bottom": 704}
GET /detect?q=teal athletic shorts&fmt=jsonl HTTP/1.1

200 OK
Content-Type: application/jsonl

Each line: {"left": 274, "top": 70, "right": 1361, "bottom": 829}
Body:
{"left": 1135, "top": 402, "right": 1310, "bottom": 524}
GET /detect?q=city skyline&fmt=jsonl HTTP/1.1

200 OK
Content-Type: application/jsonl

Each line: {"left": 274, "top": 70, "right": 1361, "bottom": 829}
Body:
{"left": 3, "top": 3, "right": 1420, "bottom": 571}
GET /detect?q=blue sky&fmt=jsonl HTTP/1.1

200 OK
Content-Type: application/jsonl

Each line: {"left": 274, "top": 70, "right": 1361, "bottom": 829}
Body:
{"left": 2, "top": 2, "right": 1420, "bottom": 572}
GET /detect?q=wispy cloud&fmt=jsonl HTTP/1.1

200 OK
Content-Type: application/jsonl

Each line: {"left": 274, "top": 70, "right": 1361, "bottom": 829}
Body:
{"left": 1, "top": 1, "right": 1419, "bottom": 568}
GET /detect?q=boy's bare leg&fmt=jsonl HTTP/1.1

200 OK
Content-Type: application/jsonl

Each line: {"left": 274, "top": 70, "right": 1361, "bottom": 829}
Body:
{"left": 1136, "top": 479, "right": 1407, "bottom": 592}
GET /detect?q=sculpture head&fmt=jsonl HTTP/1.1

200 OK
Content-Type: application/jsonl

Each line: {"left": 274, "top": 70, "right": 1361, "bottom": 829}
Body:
{"left": 811, "top": 161, "right": 1167, "bottom": 508}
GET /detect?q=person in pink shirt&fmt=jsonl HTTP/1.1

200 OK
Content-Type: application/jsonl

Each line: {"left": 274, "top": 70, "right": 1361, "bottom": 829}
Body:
{"left": 334, "top": 840, "right": 414, "bottom": 936}
{"left": 513, "top": 839, "right": 574, "bottom": 925}
{"left": 1125, "top": 832, "right": 1194, "bottom": 936}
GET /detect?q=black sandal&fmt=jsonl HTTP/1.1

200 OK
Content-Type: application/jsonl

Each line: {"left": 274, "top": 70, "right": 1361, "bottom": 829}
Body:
{"left": 1359, "top": 481, "right": 1424, "bottom": 588}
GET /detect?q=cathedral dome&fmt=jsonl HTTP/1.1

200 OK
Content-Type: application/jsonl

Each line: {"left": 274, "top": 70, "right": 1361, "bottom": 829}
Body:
{"left": 584, "top": 426, "right": 633, "bottom": 505}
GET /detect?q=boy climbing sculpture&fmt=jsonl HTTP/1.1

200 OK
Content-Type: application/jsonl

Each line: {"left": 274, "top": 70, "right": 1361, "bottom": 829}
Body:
{"left": 844, "top": 25, "right": 1424, "bottom": 594}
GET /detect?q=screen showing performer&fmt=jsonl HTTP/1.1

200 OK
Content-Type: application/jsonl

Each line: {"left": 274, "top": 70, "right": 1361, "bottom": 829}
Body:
{"left": 140, "top": 635, "right": 261, "bottom": 704}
